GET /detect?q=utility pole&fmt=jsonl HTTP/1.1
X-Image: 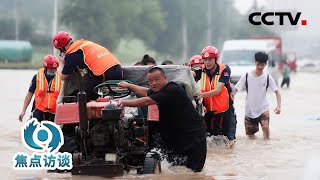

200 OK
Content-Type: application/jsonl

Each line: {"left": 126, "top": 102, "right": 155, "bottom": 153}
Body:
{"left": 52, "top": 0, "right": 58, "bottom": 55}
{"left": 15, "top": 0, "right": 19, "bottom": 40}
{"left": 181, "top": 0, "right": 188, "bottom": 63}
{"left": 253, "top": 0, "right": 258, "bottom": 11}
{"left": 207, "top": 0, "right": 212, "bottom": 45}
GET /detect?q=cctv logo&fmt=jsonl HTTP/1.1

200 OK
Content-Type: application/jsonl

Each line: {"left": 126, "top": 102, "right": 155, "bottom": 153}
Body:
{"left": 249, "top": 12, "right": 307, "bottom": 26}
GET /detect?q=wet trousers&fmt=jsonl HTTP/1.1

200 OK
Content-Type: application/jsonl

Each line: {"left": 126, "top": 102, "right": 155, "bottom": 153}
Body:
{"left": 281, "top": 77, "right": 290, "bottom": 88}
{"left": 32, "top": 109, "right": 55, "bottom": 122}
{"left": 205, "top": 104, "right": 237, "bottom": 140}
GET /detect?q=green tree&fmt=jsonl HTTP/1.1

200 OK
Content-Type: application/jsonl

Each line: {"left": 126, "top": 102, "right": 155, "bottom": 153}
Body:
{"left": 0, "top": 0, "right": 54, "bottom": 34}
{"left": 0, "top": 0, "right": 55, "bottom": 46}
{"left": 152, "top": 0, "right": 182, "bottom": 57}
{"left": 59, "top": 0, "right": 166, "bottom": 51}
{"left": 0, "top": 17, "right": 33, "bottom": 41}
{"left": 152, "top": 0, "right": 274, "bottom": 60}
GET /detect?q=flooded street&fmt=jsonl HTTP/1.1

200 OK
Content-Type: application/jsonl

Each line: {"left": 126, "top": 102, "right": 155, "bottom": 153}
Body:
{"left": 1, "top": 69, "right": 320, "bottom": 180}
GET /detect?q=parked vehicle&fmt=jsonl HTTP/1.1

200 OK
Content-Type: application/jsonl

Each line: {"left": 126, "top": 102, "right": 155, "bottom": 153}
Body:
{"left": 219, "top": 39, "right": 281, "bottom": 85}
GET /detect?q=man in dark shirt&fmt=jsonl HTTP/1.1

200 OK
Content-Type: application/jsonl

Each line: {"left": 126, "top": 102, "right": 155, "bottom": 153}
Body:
{"left": 118, "top": 67, "right": 206, "bottom": 172}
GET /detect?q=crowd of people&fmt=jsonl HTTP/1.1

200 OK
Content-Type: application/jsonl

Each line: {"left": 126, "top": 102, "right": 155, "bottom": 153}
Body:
{"left": 18, "top": 31, "right": 283, "bottom": 172}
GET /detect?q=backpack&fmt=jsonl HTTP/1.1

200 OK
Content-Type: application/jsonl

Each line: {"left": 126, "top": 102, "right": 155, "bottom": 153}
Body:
{"left": 245, "top": 73, "right": 269, "bottom": 93}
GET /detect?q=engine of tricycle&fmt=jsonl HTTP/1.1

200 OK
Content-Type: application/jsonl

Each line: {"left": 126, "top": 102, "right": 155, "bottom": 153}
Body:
{"left": 89, "top": 103, "right": 125, "bottom": 158}
{"left": 89, "top": 121, "right": 125, "bottom": 158}
{"left": 87, "top": 102, "right": 147, "bottom": 167}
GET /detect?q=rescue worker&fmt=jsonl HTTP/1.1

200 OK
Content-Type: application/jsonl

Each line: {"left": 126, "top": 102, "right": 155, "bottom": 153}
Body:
{"left": 52, "top": 31, "right": 123, "bottom": 100}
{"left": 189, "top": 55, "right": 203, "bottom": 71}
{"left": 18, "top": 55, "right": 61, "bottom": 122}
{"left": 195, "top": 46, "right": 237, "bottom": 142}
{"left": 189, "top": 55, "right": 204, "bottom": 78}
{"left": 118, "top": 67, "right": 207, "bottom": 172}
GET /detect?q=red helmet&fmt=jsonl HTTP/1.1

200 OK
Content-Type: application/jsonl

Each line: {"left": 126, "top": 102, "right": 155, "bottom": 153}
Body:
{"left": 52, "top": 31, "right": 72, "bottom": 49}
{"left": 43, "top": 55, "right": 59, "bottom": 69}
{"left": 189, "top": 55, "right": 203, "bottom": 66}
{"left": 201, "top": 46, "right": 219, "bottom": 59}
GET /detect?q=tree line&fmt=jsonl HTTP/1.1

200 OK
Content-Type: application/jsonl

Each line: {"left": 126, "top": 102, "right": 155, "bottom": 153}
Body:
{"left": 0, "top": 0, "right": 273, "bottom": 61}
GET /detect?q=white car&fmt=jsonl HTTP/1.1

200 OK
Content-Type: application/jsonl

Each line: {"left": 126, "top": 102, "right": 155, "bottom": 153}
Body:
{"left": 219, "top": 39, "right": 281, "bottom": 85}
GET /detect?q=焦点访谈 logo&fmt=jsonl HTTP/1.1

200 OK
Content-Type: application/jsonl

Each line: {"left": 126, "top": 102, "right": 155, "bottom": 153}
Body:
{"left": 13, "top": 118, "right": 72, "bottom": 170}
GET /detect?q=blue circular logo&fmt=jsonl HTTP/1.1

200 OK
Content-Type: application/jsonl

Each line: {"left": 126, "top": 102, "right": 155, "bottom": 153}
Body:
{"left": 37, "top": 129, "right": 48, "bottom": 142}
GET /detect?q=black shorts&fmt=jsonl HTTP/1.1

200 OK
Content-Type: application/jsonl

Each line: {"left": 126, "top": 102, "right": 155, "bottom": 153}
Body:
{"left": 85, "top": 64, "right": 123, "bottom": 100}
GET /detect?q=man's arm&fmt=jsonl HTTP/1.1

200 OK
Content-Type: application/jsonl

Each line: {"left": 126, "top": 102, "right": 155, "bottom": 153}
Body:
{"left": 120, "top": 97, "right": 157, "bottom": 107}
{"left": 59, "top": 72, "right": 69, "bottom": 80}
{"left": 201, "top": 82, "right": 225, "bottom": 98}
{"left": 118, "top": 82, "right": 149, "bottom": 97}
{"left": 274, "top": 90, "right": 281, "bottom": 114}
{"left": 57, "top": 56, "right": 69, "bottom": 80}
{"left": 233, "top": 88, "right": 238, "bottom": 95}
{"left": 18, "top": 92, "right": 33, "bottom": 122}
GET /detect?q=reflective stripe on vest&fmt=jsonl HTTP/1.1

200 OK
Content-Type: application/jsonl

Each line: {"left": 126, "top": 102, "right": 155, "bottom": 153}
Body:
{"left": 66, "top": 39, "right": 121, "bottom": 76}
{"left": 34, "top": 68, "right": 61, "bottom": 113}
{"left": 199, "top": 63, "right": 229, "bottom": 113}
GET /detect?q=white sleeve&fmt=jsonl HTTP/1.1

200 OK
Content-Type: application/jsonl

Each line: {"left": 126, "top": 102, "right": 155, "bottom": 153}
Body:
{"left": 235, "top": 74, "right": 246, "bottom": 91}
{"left": 268, "top": 75, "right": 278, "bottom": 92}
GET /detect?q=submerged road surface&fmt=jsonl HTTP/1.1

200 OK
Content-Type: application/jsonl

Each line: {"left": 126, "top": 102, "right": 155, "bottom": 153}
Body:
{"left": 0, "top": 69, "right": 319, "bottom": 180}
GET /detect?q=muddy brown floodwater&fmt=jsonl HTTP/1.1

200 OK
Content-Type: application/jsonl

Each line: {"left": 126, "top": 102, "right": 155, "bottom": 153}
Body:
{"left": 1, "top": 69, "right": 319, "bottom": 180}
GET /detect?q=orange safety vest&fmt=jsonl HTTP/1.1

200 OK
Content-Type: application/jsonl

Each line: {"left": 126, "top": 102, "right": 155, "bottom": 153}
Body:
{"left": 34, "top": 68, "right": 61, "bottom": 113}
{"left": 66, "top": 39, "right": 121, "bottom": 76}
{"left": 198, "top": 62, "right": 229, "bottom": 114}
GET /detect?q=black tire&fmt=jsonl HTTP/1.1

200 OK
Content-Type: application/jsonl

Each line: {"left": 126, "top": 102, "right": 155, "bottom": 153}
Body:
{"left": 60, "top": 135, "right": 78, "bottom": 153}
{"left": 59, "top": 124, "right": 79, "bottom": 153}
{"left": 142, "top": 152, "right": 161, "bottom": 174}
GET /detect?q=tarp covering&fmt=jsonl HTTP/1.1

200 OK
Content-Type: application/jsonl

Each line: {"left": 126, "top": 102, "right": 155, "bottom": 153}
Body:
{"left": 0, "top": 40, "right": 32, "bottom": 62}
{"left": 57, "top": 65, "right": 201, "bottom": 104}
{"left": 122, "top": 65, "right": 201, "bottom": 99}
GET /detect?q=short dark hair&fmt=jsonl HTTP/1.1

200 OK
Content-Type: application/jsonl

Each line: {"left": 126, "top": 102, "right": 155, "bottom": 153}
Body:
{"left": 161, "top": 60, "right": 173, "bottom": 65}
{"left": 148, "top": 66, "right": 165, "bottom": 76}
{"left": 255, "top": 52, "right": 268, "bottom": 63}
{"left": 141, "top": 54, "right": 156, "bottom": 65}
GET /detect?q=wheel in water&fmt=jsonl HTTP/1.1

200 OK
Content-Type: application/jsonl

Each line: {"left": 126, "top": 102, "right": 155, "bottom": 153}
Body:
{"left": 142, "top": 152, "right": 161, "bottom": 174}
